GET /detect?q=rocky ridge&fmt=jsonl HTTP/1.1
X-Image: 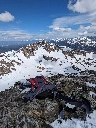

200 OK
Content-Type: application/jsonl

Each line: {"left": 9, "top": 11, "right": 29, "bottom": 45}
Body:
{"left": 0, "top": 41, "right": 96, "bottom": 76}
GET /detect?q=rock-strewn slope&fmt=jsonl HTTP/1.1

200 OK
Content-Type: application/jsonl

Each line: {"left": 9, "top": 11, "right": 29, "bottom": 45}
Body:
{"left": 0, "top": 41, "right": 96, "bottom": 76}
{"left": 0, "top": 73, "right": 96, "bottom": 128}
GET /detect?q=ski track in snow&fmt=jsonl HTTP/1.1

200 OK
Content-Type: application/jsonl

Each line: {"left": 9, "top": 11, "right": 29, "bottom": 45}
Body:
{"left": 0, "top": 43, "right": 96, "bottom": 128}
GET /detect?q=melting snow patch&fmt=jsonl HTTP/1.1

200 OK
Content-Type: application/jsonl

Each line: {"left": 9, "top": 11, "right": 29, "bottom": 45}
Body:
{"left": 86, "top": 82, "right": 96, "bottom": 87}
{"left": 50, "top": 110, "right": 96, "bottom": 128}
{"left": 21, "top": 88, "right": 31, "bottom": 93}
{"left": 66, "top": 103, "right": 75, "bottom": 109}
{"left": 89, "top": 91, "right": 96, "bottom": 97}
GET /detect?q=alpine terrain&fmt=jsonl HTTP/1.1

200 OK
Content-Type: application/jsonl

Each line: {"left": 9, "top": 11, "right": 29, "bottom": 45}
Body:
{"left": 0, "top": 40, "right": 96, "bottom": 128}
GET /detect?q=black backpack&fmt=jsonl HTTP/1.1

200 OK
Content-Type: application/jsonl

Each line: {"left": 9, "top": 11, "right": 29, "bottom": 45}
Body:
{"left": 20, "top": 75, "right": 91, "bottom": 114}
{"left": 22, "top": 76, "right": 56, "bottom": 101}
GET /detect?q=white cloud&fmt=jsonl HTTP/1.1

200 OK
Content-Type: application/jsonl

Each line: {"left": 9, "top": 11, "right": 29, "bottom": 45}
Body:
{"left": 0, "top": 11, "right": 14, "bottom": 22}
{"left": 48, "top": 1, "right": 96, "bottom": 39}
{"left": 46, "top": 0, "right": 96, "bottom": 39}
{"left": 0, "top": 30, "right": 34, "bottom": 40}
{"left": 79, "top": 24, "right": 96, "bottom": 33}
{"left": 48, "top": 18, "right": 96, "bottom": 38}
{"left": 68, "top": 0, "right": 96, "bottom": 13}
{"left": 53, "top": 27, "right": 71, "bottom": 32}
{"left": 0, "top": 5, "right": 96, "bottom": 40}
{"left": 78, "top": 31, "right": 88, "bottom": 36}
{"left": 49, "top": 14, "right": 93, "bottom": 29}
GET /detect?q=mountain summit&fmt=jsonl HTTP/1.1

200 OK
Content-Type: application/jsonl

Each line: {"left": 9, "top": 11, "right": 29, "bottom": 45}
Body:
{"left": 0, "top": 41, "right": 96, "bottom": 91}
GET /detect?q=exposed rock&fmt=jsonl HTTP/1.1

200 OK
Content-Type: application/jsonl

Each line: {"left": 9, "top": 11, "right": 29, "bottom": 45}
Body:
{"left": 0, "top": 73, "right": 96, "bottom": 128}
{"left": 43, "top": 55, "right": 58, "bottom": 62}
{"left": 0, "top": 85, "right": 59, "bottom": 128}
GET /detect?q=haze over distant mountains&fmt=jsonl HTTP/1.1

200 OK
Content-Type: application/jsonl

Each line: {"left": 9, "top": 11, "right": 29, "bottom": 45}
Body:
{"left": 0, "top": 40, "right": 36, "bottom": 53}
{"left": 0, "top": 36, "right": 96, "bottom": 54}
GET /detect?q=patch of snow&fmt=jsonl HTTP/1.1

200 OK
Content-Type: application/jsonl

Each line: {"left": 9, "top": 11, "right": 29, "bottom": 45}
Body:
{"left": 89, "top": 91, "right": 96, "bottom": 97}
{"left": 92, "top": 54, "right": 96, "bottom": 58}
{"left": 20, "top": 79, "right": 30, "bottom": 84}
{"left": 50, "top": 110, "right": 96, "bottom": 128}
{"left": 66, "top": 103, "right": 75, "bottom": 109}
{"left": 21, "top": 88, "right": 31, "bottom": 93}
{"left": 86, "top": 82, "right": 96, "bottom": 87}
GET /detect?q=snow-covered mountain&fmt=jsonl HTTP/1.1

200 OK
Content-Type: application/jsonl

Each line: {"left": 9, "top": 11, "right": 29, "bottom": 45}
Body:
{"left": 51, "top": 36, "right": 96, "bottom": 46}
{"left": 51, "top": 37, "right": 96, "bottom": 52}
{"left": 0, "top": 41, "right": 96, "bottom": 90}
{"left": 0, "top": 41, "right": 96, "bottom": 128}
{"left": 0, "top": 41, "right": 96, "bottom": 91}
{"left": 67, "top": 37, "right": 96, "bottom": 47}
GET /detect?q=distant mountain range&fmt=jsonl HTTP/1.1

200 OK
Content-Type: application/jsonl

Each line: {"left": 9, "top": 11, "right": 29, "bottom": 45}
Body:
{"left": 50, "top": 36, "right": 96, "bottom": 52}
{"left": 0, "top": 41, "right": 36, "bottom": 53}
{"left": 0, "top": 36, "right": 96, "bottom": 54}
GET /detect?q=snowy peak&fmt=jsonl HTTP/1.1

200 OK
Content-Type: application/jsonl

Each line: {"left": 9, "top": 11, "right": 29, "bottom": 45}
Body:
{"left": 67, "top": 37, "right": 96, "bottom": 46}
{"left": 50, "top": 37, "right": 96, "bottom": 54}
{"left": 20, "top": 41, "right": 60, "bottom": 58}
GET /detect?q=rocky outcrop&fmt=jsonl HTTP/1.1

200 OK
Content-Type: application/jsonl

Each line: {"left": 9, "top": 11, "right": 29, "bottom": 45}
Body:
{"left": 0, "top": 86, "right": 57, "bottom": 128}
{"left": 0, "top": 73, "right": 96, "bottom": 128}
{"left": 0, "top": 59, "right": 21, "bottom": 76}
{"left": 43, "top": 55, "right": 59, "bottom": 62}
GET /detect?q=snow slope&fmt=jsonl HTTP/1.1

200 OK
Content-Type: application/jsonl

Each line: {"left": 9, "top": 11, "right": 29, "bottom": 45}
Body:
{"left": 0, "top": 43, "right": 96, "bottom": 91}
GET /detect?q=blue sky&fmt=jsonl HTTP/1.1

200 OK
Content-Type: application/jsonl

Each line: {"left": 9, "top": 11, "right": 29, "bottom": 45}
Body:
{"left": 0, "top": 0, "right": 96, "bottom": 40}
